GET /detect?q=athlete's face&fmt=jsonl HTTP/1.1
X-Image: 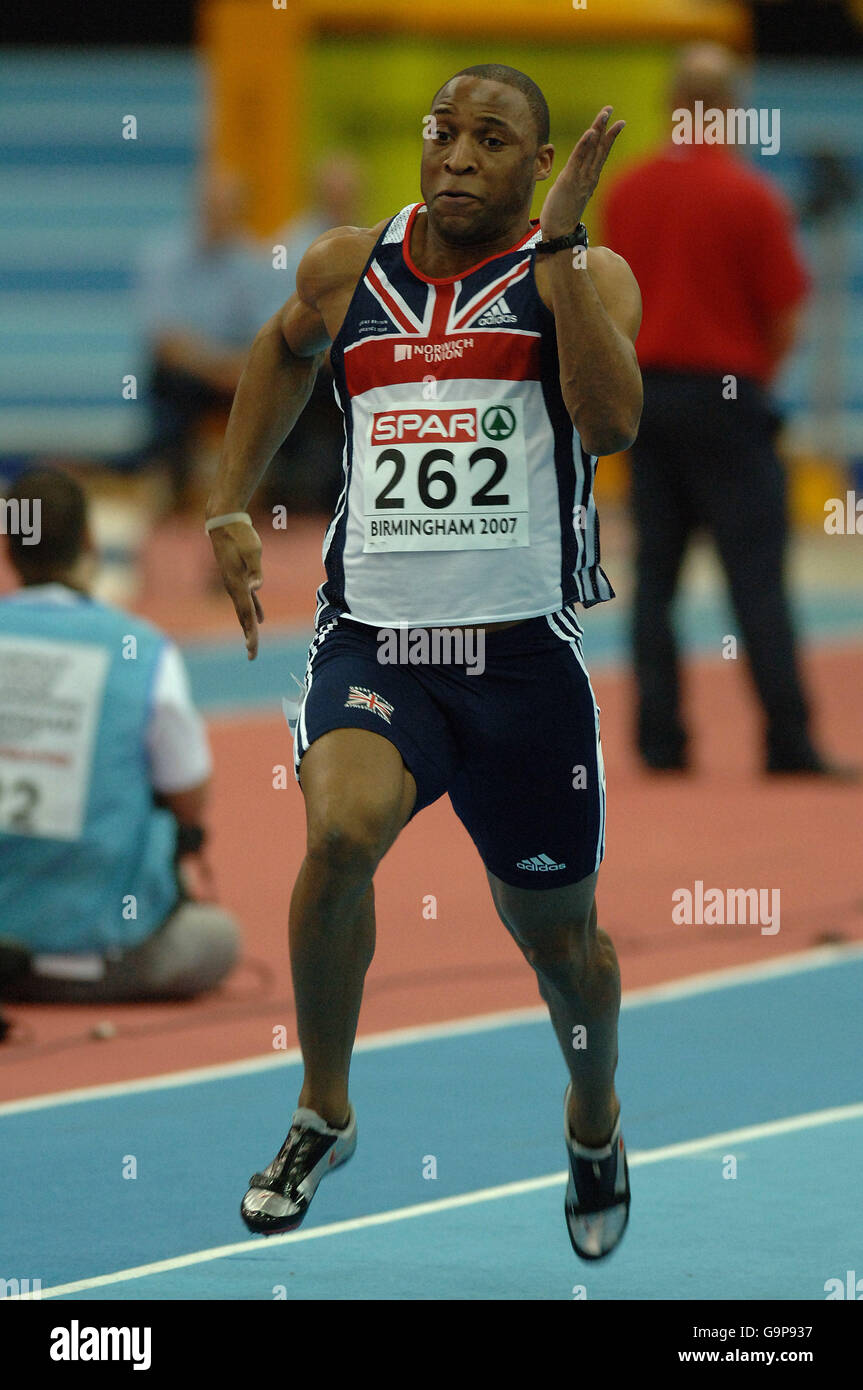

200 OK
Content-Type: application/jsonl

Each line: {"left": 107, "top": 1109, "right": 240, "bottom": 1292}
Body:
{"left": 421, "top": 77, "right": 553, "bottom": 246}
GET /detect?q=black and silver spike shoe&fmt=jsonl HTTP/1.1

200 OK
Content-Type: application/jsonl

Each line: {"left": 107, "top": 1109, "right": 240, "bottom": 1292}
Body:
{"left": 564, "top": 1083, "right": 631, "bottom": 1260}
{"left": 241, "top": 1104, "right": 357, "bottom": 1235}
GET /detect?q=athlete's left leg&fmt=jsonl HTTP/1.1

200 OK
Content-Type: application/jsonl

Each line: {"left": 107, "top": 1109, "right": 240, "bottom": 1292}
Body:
{"left": 485, "top": 868, "right": 620, "bottom": 1148}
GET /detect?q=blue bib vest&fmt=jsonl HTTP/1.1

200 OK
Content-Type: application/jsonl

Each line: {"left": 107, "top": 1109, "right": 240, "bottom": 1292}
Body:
{"left": 0, "top": 592, "right": 180, "bottom": 953}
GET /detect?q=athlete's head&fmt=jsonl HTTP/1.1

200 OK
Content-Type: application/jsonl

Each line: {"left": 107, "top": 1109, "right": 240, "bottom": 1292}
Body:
{"left": 5, "top": 467, "right": 93, "bottom": 589}
{"left": 422, "top": 65, "right": 553, "bottom": 246}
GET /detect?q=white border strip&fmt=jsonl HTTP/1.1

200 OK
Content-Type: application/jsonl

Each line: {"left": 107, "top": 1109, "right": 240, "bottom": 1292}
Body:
{"left": 11, "top": 1100, "right": 863, "bottom": 1300}
{"left": 2, "top": 944, "right": 862, "bottom": 1118}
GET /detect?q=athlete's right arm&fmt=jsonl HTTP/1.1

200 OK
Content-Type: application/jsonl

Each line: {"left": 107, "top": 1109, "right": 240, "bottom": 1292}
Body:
{"left": 206, "top": 226, "right": 372, "bottom": 659}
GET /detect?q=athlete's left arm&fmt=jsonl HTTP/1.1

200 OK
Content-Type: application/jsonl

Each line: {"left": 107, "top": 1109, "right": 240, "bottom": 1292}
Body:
{"left": 537, "top": 103, "right": 643, "bottom": 456}
{"left": 539, "top": 243, "right": 643, "bottom": 457}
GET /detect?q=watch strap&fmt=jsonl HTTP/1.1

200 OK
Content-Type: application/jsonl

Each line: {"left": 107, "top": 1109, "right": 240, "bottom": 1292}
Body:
{"left": 534, "top": 223, "right": 589, "bottom": 255}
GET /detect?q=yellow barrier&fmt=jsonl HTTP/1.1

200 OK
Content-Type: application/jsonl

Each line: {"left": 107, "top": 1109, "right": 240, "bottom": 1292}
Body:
{"left": 201, "top": 0, "right": 749, "bottom": 234}
{"left": 199, "top": 1, "right": 308, "bottom": 237}
{"left": 301, "top": 0, "right": 747, "bottom": 44}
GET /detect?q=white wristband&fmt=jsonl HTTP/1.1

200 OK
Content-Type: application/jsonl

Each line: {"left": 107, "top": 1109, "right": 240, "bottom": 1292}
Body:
{"left": 205, "top": 512, "right": 253, "bottom": 535}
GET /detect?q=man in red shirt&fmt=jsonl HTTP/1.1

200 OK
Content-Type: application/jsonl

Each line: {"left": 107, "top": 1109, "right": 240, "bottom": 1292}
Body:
{"left": 603, "top": 43, "right": 848, "bottom": 775}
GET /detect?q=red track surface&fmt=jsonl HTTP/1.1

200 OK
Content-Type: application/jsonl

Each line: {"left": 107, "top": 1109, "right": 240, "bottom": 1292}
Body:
{"left": 3, "top": 644, "right": 861, "bottom": 1103}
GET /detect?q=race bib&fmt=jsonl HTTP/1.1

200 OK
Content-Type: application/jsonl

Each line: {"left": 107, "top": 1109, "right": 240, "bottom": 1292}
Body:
{"left": 362, "top": 399, "right": 529, "bottom": 552}
{"left": 0, "top": 637, "right": 109, "bottom": 841}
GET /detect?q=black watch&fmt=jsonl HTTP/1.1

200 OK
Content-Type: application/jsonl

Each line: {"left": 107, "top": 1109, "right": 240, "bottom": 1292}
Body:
{"left": 535, "top": 223, "right": 589, "bottom": 255}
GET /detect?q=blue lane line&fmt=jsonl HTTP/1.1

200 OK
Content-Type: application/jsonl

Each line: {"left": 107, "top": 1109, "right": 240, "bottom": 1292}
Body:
{"left": 187, "top": 589, "right": 863, "bottom": 717}
{"left": 63, "top": 1117, "right": 863, "bottom": 1301}
{"left": 4, "top": 957, "right": 862, "bottom": 1288}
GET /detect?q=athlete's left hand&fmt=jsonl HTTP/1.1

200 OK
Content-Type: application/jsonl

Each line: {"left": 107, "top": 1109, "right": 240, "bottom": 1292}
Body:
{"left": 540, "top": 106, "right": 626, "bottom": 239}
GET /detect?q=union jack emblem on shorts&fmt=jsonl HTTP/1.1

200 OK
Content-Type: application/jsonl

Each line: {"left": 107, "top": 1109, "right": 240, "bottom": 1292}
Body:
{"left": 345, "top": 686, "right": 394, "bottom": 724}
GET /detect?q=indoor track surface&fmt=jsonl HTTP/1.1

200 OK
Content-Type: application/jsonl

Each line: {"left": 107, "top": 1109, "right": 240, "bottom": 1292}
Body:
{"left": 2, "top": 522, "right": 862, "bottom": 1300}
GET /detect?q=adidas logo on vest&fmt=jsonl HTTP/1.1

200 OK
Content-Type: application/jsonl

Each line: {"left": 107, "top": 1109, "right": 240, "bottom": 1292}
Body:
{"left": 477, "top": 295, "right": 518, "bottom": 326}
{"left": 516, "top": 852, "right": 567, "bottom": 872}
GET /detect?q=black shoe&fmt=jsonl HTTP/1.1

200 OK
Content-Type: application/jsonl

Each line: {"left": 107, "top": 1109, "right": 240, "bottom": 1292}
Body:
{"left": 241, "top": 1104, "right": 357, "bottom": 1235}
{"left": 766, "top": 753, "right": 860, "bottom": 781}
{"left": 640, "top": 750, "right": 690, "bottom": 772}
{"left": 564, "top": 1086, "right": 631, "bottom": 1261}
{"left": 0, "top": 939, "right": 31, "bottom": 993}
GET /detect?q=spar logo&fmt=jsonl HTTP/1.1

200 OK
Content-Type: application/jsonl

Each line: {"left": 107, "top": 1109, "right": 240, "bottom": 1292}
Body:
{"left": 370, "top": 405, "right": 517, "bottom": 446}
{"left": 481, "top": 406, "right": 515, "bottom": 441}
{"left": 371, "top": 408, "right": 478, "bottom": 445}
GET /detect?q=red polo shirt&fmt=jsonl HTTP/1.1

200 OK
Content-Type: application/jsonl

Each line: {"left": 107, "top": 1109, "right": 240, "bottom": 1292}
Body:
{"left": 601, "top": 143, "right": 810, "bottom": 386}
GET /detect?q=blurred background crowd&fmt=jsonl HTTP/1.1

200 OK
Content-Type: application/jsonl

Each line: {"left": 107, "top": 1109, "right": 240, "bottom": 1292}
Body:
{"left": 0, "top": 0, "right": 861, "bottom": 590}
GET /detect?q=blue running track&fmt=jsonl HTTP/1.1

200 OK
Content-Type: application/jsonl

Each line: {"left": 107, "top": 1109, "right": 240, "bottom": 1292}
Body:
{"left": 2, "top": 951, "right": 862, "bottom": 1300}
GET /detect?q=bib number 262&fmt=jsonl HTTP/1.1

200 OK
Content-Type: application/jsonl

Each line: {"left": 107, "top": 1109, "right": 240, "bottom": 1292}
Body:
{"left": 374, "top": 445, "right": 508, "bottom": 511}
{"left": 363, "top": 401, "right": 529, "bottom": 553}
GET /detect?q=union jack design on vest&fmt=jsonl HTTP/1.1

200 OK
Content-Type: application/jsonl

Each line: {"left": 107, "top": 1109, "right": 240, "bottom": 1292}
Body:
{"left": 319, "top": 200, "right": 615, "bottom": 627}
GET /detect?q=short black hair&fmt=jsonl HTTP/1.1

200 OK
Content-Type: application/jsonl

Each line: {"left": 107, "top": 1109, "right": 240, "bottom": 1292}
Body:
{"left": 5, "top": 467, "right": 87, "bottom": 578}
{"left": 433, "top": 64, "right": 550, "bottom": 147}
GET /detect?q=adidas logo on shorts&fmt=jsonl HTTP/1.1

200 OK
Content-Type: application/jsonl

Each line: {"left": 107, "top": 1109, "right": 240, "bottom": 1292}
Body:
{"left": 516, "top": 852, "right": 567, "bottom": 872}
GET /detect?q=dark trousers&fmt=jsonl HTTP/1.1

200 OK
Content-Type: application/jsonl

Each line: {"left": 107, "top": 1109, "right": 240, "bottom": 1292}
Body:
{"left": 630, "top": 370, "right": 813, "bottom": 766}
{"left": 146, "top": 362, "right": 344, "bottom": 515}
{"left": 261, "top": 365, "right": 346, "bottom": 516}
{"left": 147, "top": 363, "right": 235, "bottom": 507}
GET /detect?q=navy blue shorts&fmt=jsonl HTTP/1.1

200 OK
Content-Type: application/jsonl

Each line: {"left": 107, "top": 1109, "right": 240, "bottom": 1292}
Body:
{"left": 289, "top": 604, "right": 606, "bottom": 889}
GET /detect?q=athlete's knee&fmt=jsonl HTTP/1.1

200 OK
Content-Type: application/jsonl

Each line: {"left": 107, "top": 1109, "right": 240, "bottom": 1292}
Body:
{"left": 305, "top": 795, "right": 402, "bottom": 879}
{"left": 525, "top": 924, "right": 591, "bottom": 980}
{"left": 520, "top": 898, "right": 603, "bottom": 980}
{"left": 537, "top": 938, "right": 620, "bottom": 1020}
{"left": 299, "top": 730, "right": 413, "bottom": 878}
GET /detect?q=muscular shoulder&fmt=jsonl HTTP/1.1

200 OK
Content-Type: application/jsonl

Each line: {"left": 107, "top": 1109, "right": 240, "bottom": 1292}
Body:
{"left": 295, "top": 219, "right": 390, "bottom": 310}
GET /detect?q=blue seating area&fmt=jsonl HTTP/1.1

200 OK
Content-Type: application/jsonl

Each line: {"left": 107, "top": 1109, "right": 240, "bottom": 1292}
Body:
{"left": 0, "top": 51, "right": 861, "bottom": 468}
{"left": 0, "top": 51, "right": 202, "bottom": 466}
{"left": 751, "top": 62, "right": 863, "bottom": 461}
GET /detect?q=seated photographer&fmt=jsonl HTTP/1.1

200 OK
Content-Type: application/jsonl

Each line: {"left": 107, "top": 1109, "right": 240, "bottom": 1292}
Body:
{"left": 0, "top": 468, "right": 240, "bottom": 1002}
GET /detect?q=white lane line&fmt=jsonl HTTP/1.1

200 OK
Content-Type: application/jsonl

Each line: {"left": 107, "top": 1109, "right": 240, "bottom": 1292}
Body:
{"left": 620, "top": 942, "right": 863, "bottom": 1010}
{"left": 12, "top": 1100, "right": 863, "bottom": 1300}
{"left": 2, "top": 943, "right": 862, "bottom": 1118}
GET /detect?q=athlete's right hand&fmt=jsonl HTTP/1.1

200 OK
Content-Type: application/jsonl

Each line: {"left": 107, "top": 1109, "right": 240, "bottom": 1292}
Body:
{"left": 208, "top": 520, "right": 265, "bottom": 660}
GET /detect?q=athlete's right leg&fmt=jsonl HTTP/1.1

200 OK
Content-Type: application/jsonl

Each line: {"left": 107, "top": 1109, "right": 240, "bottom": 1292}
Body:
{"left": 241, "top": 618, "right": 453, "bottom": 1235}
{"left": 290, "top": 727, "right": 416, "bottom": 1127}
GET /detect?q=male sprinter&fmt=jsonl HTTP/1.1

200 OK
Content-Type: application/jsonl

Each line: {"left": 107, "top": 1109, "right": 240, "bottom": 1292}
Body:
{"left": 207, "top": 65, "right": 642, "bottom": 1261}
